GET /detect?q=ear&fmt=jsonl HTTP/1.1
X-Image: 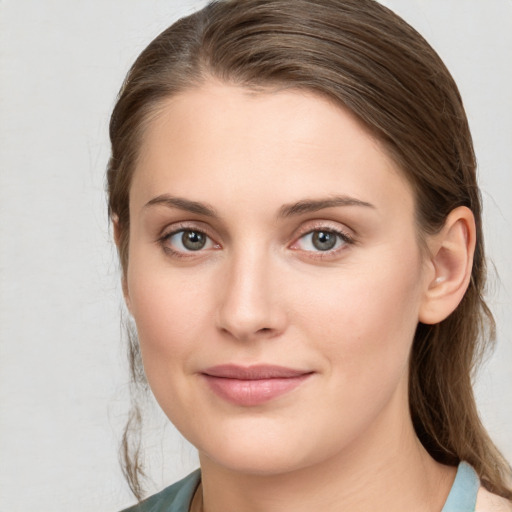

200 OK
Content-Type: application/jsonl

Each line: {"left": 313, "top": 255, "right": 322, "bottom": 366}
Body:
{"left": 112, "top": 216, "right": 132, "bottom": 312}
{"left": 419, "top": 206, "right": 476, "bottom": 325}
{"left": 112, "top": 214, "right": 122, "bottom": 247}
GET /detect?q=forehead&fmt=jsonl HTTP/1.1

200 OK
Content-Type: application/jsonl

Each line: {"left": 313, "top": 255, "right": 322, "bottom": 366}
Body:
{"left": 131, "top": 81, "right": 414, "bottom": 219}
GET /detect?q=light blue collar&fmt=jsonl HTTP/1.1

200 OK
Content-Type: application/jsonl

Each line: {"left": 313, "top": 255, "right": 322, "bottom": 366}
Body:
{"left": 441, "top": 461, "right": 480, "bottom": 512}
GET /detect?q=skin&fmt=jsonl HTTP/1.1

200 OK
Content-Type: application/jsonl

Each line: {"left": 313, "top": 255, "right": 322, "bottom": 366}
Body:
{"left": 121, "top": 81, "right": 475, "bottom": 511}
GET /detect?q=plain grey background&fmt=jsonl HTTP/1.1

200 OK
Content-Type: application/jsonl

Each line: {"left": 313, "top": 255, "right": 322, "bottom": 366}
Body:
{"left": 0, "top": 1, "right": 510, "bottom": 510}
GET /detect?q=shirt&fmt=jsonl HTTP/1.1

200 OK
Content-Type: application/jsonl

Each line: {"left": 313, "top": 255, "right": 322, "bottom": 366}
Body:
{"left": 120, "top": 461, "right": 512, "bottom": 512}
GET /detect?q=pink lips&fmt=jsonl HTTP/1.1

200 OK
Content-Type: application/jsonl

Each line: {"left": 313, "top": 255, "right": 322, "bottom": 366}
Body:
{"left": 201, "top": 364, "right": 313, "bottom": 406}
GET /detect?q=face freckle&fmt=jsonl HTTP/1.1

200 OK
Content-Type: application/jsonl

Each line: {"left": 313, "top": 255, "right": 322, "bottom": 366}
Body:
{"left": 125, "top": 81, "right": 429, "bottom": 476}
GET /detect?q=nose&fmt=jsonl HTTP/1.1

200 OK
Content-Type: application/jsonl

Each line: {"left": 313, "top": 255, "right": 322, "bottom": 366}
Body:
{"left": 215, "top": 248, "right": 287, "bottom": 341}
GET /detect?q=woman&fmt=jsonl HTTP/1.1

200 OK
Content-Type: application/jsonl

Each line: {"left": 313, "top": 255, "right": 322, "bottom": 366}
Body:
{"left": 107, "top": 0, "right": 512, "bottom": 510}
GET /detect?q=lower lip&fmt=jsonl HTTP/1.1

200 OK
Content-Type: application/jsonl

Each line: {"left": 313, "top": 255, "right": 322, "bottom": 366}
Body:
{"left": 202, "top": 374, "right": 312, "bottom": 406}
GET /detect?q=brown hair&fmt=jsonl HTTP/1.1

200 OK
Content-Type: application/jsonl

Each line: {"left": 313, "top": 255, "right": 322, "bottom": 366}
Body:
{"left": 107, "top": 0, "right": 512, "bottom": 501}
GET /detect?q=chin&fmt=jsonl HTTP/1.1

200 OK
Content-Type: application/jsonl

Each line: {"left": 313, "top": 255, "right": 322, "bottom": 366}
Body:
{"left": 201, "top": 443, "right": 313, "bottom": 476}
{"left": 192, "top": 418, "right": 347, "bottom": 478}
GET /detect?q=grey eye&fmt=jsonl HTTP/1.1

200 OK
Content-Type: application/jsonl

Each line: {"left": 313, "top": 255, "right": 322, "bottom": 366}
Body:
{"left": 163, "top": 228, "right": 217, "bottom": 255}
{"left": 293, "top": 229, "right": 347, "bottom": 253}
{"left": 181, "top": 230, "right": 207, "bottom": 251}
{"left": 311, "top": 231, "right": 338, "bottom": 251}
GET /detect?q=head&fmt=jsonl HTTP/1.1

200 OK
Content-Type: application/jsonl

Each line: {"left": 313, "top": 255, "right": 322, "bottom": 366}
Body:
{"left": 107, "top": 0, "right": 510, "bottom": 500}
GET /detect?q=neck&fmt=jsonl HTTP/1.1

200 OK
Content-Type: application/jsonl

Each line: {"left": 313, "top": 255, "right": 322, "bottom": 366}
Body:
{"left": 198, "top": 385, "right": 456, "bottom": 512}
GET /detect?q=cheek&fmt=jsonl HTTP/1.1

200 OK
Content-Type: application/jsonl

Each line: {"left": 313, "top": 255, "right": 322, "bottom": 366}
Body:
{"left": 126, "top": 255, "right": 214, "bottom": 378}
{"left": 294, "top": 252, "right": 424, "bottom": 381}
{"left": 126, "top": 269, "right": 216, "bottom": 429}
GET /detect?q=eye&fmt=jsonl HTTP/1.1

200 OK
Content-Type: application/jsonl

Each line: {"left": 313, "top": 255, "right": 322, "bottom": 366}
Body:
{"left": 292, "top": 228, "right": 352, "bottom": 253}
{"left": 163, "top": 229, "right": 217, "bottom": 254}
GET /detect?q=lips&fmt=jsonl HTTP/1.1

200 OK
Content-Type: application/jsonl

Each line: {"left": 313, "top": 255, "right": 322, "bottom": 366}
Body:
{"left": 201, "top": 364, "right": 313, "bottom": 406}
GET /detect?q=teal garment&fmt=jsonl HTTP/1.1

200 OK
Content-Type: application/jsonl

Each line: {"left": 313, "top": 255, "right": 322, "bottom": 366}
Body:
{"left": 120, "top": 470, "right": 200, "bottom": 512}
{"left": 120, "top": 461, "right": 480, "bottom": 512}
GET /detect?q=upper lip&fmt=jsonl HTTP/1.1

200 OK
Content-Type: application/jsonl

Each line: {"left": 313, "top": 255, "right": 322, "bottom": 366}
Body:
{"left": 202, "top": 364, "right": 312, "bottom": 380}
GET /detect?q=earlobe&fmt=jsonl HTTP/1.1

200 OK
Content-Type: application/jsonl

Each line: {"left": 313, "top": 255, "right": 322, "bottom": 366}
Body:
{"left": 419, "top": 206, "right": 476, "bottom": 325}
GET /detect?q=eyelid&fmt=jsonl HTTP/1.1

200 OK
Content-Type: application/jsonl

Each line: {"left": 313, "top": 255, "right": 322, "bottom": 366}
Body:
{"left": 158, "top": 220, "right": 217, "bottom": 240}
{"left": 291, "top": 220, "right": 355, "bottom": 242}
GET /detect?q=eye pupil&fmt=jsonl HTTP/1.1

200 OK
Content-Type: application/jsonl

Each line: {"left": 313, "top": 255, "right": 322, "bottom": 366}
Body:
{"left": 312, "top": 231, "right": 337, "bottom": 251}
{"left": 182, "top": 230, "right": 206, "bottom": 250}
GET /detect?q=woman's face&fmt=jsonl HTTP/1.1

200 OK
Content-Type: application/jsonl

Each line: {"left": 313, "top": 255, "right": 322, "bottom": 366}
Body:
{"left": 125, "top": 82, "right": 432, "bottom": 475}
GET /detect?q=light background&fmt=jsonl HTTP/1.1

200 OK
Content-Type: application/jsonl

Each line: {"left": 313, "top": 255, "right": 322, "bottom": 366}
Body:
{"left": 0, "top": 1, "right": 510, "bottom": 510}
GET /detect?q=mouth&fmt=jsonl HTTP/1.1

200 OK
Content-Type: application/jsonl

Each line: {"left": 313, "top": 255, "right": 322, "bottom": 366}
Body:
{"left": 201, "top": 364, "right": 314, "bottom": 406}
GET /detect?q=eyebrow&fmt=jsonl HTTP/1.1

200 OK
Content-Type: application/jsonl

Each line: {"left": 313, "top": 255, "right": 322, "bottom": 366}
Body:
{"left": 278, "top": 196, "right": 375, "bottom": 218}
{"left": 143, "top": 194, "right": 375, "bottom": 218}
{"left": 144, "top": 194, "right": 217, "bottom": 217}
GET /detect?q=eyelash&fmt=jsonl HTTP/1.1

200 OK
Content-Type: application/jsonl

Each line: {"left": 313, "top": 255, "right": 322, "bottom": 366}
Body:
{"left": 158, "top": 223, "right": 220, "bottom": 259}
{"left": 289, "top": 226, "right": 354, "bottom": 259}
{"left": 157, "top": 223, "right": 355, "bottom": 259}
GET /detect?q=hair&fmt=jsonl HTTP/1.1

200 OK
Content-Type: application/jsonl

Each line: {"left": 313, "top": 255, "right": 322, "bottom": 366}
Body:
{"left": 107, "top": 0, "right": 512, "bottom": 502}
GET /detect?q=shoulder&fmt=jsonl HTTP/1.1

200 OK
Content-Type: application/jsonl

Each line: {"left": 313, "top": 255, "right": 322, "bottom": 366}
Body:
{"left": 120, "top": 470, "right": 201, "bottom": 512}
{"left": 475, "top": 487, "right": 512, "bottom": 512}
